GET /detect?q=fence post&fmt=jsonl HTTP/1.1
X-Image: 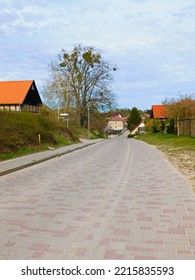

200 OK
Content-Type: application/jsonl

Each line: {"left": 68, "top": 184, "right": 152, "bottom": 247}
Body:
{"left": 38, "top": 134, "right": 41, "bottom": 145}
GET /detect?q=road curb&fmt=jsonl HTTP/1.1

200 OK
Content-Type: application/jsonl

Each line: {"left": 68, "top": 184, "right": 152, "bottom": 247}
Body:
{"left": 0, "top": 142, "right": 96, "bottom": 177}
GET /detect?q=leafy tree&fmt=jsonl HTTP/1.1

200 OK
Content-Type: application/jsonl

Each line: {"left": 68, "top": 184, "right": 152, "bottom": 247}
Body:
{"left": 163, "top": 93, "right": 195, "bottom": 119}
{"left": 44, "top": 44, "right": 117, "bottom": 127}
{"left": 127, "top": 107, "right": 142, "bottom": 132}
{"left": 163, "top": 93, "right": 195, "bottom": 135}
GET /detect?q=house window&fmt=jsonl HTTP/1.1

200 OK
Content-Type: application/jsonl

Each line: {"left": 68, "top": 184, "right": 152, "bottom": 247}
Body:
{"left": 31, "top": 85, "right": 34, "bottom": 90}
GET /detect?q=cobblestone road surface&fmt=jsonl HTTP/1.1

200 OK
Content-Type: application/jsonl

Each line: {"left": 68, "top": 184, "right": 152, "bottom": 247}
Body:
{"left": 0, "top": 134, "right": 195, "bottom": 259}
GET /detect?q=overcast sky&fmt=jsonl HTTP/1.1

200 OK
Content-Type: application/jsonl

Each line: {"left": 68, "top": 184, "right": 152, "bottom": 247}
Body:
{"left": 1, "top": 0, "right": 195, "bottom": 110}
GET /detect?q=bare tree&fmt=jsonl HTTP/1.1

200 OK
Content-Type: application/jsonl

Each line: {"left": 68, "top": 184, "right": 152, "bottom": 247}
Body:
{"left": 44, "top": 45, "right": 117, "bottom": 127}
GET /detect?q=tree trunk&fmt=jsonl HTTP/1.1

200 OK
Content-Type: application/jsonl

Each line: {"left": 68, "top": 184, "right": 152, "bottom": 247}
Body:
{"left": 79, "top": 98, "right": 87, "bottom": 127}
{"left": 79, "top": 110, "right": 88, "bottom": 127}
{"left": 80, "top": 113, "right": 85, "bottom": 127}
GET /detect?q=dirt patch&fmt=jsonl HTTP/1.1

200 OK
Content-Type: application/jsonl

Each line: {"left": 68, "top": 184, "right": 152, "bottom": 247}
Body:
{"left": 159, "top": 147, "right": 195, "bottom": 194}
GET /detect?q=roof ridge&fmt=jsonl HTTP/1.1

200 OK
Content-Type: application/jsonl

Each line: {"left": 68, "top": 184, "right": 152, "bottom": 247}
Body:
{"left": 0, "top": 80, "right": 33, "bottom": 83}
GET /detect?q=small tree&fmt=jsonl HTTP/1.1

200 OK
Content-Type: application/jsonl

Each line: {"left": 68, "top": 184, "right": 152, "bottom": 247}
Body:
{"left": 127, "top": 107, "right": 142, "bottom": 132}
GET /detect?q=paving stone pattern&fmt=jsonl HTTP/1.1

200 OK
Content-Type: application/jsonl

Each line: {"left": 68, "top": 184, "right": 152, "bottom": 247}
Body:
{"left": 0, "top": 135, "right": 195, "bottom": 259}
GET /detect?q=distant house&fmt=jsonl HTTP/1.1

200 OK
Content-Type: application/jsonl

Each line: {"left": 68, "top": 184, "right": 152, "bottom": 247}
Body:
{"left": 110, "top": 112, "right": 123, "bottom": 118}
{"left": 121, "top": 117, "right": 128, "bottom": 129}
{"left": 0, "top": 80, "right": 42, "bottom": 113}
{"left": 151, "top": 105, "right": 168, "bottom": 119}
{"left": 107, "top": 117, "right": 124, "bottom": 133}
{"left": 105, "top": 112, "right": 129, "bottom": 134}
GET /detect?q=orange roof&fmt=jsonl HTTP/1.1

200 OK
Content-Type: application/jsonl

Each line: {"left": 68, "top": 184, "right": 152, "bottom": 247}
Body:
{"left": 0, "top": 80, "right": 33, "bottom": 104}
{"left": 151, "top": 105, "right": 167, "bottom": 119}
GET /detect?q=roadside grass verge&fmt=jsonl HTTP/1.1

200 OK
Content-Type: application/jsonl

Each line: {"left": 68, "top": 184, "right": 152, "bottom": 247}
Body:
{"left": 136, "top": 133, "right": 195, "bottom": 151}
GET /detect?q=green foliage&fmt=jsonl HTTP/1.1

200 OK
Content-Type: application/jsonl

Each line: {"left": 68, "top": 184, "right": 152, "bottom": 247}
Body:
{"left": 127, "top": 134, "right": 135, "bottom": 138}
{"left": 152, "top": 118, "right": 178, "bottom": 134}
{"left": 54, "top": 135, "right": 71, "bottom": 145}
{"left": 143, "top": 109, "right": 151, "bottom": 115}
{"left": 165, "top": 118, "right": 177, "bottom": 134}
{"left": 127, "top": 107, "right": 142, "bottom": 131}
{"left": 137, "top": 133, "right": 195, "bottom": 150}
{"left": 110, "top": 108, "right": 130, "bottom": 117}
{"left": 152, "top": 119, "right": 166, "bottom": 133}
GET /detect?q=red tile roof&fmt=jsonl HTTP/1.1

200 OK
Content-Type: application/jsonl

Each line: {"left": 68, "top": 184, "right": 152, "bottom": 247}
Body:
{"left": 0, "top": 80, "right": 33, "bottom": 104}
{"left": 151, "top": 105, "right": 167, "bottom": 119}
{"left": 110, "top": 116, "right": 123, "bottom": 121}
{"left": 111, "top": 112, "right": 123, "bottom": 118}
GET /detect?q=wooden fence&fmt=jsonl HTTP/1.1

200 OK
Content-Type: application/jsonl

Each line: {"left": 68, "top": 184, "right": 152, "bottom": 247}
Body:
{"left": 178, "top": 118, "right": 195, "bottom": 137}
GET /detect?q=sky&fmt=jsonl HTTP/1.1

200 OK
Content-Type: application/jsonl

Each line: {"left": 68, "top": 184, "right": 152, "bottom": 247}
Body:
{"left": 1, "top": 0, "right": 195, "bottom": 110}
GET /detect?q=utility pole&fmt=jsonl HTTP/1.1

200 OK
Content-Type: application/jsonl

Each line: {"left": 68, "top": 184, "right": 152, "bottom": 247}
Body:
{"left": 88, "top": 107, "right": 90, "bottom": 139}
{"left": 57, "top": 90, "right": 60, "bottom": 121}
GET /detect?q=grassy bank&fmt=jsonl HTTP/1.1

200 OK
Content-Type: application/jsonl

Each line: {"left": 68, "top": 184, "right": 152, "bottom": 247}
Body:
{"left": 0, "top": 109, "right": 79, "bottom": 160}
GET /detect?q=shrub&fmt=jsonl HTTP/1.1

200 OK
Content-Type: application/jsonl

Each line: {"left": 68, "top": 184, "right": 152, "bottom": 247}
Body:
{"left": 127, "top": 134, "right": 135, "bottom": 138}
{"left": 166, "top": 118, "right": 177, "bottom": 134}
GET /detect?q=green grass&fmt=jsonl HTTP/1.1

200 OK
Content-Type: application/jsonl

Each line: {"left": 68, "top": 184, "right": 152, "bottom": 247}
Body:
{"left": 0, "top": 109, "right": 79, "bottom": 160}
{"left": 0, "top": 146, "right": 49, "bottom": 160}
{"left": 0, "top": 108, "right": 104, "bottom": 161}
{"left": 136, "top": 133, "right": 195, "bottom": 151}
{"left": 70, "top": 125, "right": 103, "bottom": 139}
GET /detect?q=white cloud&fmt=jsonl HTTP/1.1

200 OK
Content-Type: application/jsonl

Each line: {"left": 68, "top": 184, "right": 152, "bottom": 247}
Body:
{"left": 1, "top": 0, "right": 195, "bottom": 109}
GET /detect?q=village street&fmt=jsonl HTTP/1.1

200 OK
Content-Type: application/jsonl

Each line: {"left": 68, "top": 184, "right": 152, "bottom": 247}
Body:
{"left": 0, "top": 134, "right": 195, "bottom": 260}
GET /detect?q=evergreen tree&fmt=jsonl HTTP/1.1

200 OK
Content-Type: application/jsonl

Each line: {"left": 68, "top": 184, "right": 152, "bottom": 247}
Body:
{"left": 127, "top": 107, "right": 142, "bottom": 132}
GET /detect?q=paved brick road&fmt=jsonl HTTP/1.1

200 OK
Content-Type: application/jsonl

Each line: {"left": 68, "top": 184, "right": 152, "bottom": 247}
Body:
{"left": 0, "top": 134, "right": 195, "bottom": 259}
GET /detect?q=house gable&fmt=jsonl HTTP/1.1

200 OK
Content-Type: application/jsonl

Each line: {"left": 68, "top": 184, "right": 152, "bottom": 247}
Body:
{"left": 22, "top": 81, "right": 42, "bottom": 106}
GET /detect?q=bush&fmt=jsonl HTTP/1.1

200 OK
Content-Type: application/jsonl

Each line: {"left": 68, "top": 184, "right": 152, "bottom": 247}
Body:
{"left": 166, "top": 118, "right": 176, "bottom": 134}
{"left": 127, "top": 134, "right": 135, "bottom": 138}
{"left": 152, "top": 119, "right": 166, "bottom": 133}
